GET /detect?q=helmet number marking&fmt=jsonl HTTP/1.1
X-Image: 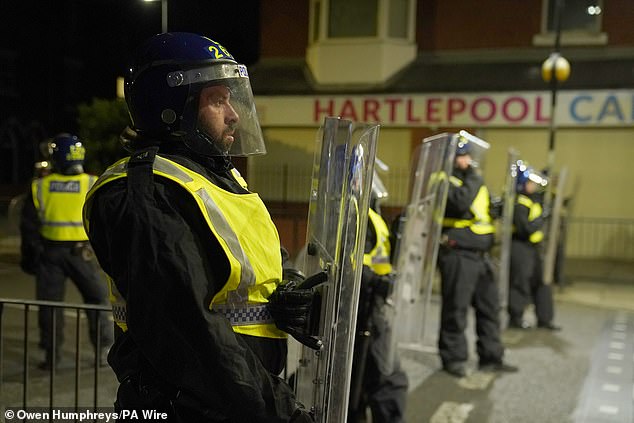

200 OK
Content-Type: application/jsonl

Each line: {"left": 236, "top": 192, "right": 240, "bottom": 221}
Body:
{"left": 208, "top": 44, "right": 232, "bottom": 60}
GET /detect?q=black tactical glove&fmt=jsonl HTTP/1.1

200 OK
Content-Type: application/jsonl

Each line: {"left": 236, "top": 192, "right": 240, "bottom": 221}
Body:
{"left": 267, "top": 270, "right": 328, "bottom": 351}
{"left": 489, "top": 196, "right": 504, "bottom": 220}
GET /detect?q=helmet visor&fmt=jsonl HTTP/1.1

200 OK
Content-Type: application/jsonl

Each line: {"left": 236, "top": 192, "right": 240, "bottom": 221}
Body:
{"left": 456, "top": 130, "right": 490, "bottom": 169}
{"left": 528, "top": 171, "right": 548, "bottom": 187}
{"left": 167, "top": 63, "right": 266, "bottom": 156}
{"left": 517, "top": 161, "right": 549, "bottom": 192}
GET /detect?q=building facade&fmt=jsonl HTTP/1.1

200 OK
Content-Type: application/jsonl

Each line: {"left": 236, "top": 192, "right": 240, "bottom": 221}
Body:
{"left": 247, "top": 0, "right": 634, "bottom": 260}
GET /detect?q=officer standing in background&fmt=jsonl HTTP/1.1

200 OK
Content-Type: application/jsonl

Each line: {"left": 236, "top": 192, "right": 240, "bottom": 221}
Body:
{"left": 349, "top": 171, "right": 408, "bottom": 423}
{"left": 437, "top": 137, "right": 518, "bottom": 377}
{"left": 83, "top": 33, "right": 316, "bottom": 422}
{"left": 508, "top": 163, "right": 561, "bottom": 330}
{"left": 19, "top": 133, "right": 113, "bottom": 370}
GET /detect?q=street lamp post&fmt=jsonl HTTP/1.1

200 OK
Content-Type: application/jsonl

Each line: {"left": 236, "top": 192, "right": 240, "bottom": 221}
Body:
{"left": 144, "top": 0, "right": 168, "bottom": 33}
{"left": 540, "top": 0, "right": 570, "bottom": 283}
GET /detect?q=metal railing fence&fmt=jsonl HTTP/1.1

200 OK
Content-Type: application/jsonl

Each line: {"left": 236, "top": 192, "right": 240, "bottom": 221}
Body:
{"left": 564, "top": 217, "right": 634, "bottom": 260}
{"left": 0, "top": 298, "right": 116, "bottom": 415}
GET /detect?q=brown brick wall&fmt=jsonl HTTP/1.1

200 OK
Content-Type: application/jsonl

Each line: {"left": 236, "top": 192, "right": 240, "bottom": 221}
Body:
{"left": 417, "top": 1, "right": 542, "bottom": 50}
{"left": 260, "top": 0, "right": 310, "bottom": 58}
{"left": 602, "top": 0, "right": 634, "bottom": 45}
{"left": 259, "top": 1, "right": 634, "bottom": 58}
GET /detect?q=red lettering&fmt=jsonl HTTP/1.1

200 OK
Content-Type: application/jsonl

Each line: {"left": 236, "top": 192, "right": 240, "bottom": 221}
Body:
{"left": 501, "top": 97, "right": 529, "bottom": 122}
{"left": 338, "top": 100, "right": 358, "bottom": 121}
{"left": 535, "top": 96, "right": 550, "bottom": 123}
{"left": 447, "top": 98, "right": 466, "bottom": 122}
{"left": 471, "top": 97, "right": 496, "bottom": 122}
{"left": 406, "top": 99, "right": 421, "bottom": 123}
{"left": 426, "top": 98, "right": 441, "bottom": 123}
{"left": 384, "top": 98, "right": 402, "bottom": 122}
{"left": 364, "top": 99, "right": 380, "bottom": 122}
{"left": 314, "top": 99, "right": 334, "bottom": 122}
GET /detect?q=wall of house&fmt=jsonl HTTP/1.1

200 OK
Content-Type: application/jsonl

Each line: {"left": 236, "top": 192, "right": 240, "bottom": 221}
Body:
{"left": 254, "top": 1, "right": 634, "bottom": 261}
{"left": 417, "top": 0, "right": 634, "bottom": 49}
{"left": 255, "top": 125, "right": 633, "bottom": 219}
{"left": 592, "top": 0, "right": 634, "bottom": 45}
{"left": 259, "top": 0, "right": 310, "bottom": 58}
{"left": 256, "top": 124, "right": 634, "bottom": 260}
{"left": 259, "top": 1, "right": 634, "bottom": 58}
{"left": 417, "top": 1, "right": 541, "bottom": 50}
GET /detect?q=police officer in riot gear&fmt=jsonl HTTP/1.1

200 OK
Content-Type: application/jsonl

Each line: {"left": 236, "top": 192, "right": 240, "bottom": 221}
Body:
{"left": 349, "top": 170, "right": 408, "bottom": 423}
{"left": 20, "top": 133, "right": 113, "bottom": 370}
{"left": 83, "top": 33, "right": 315, "bottom": 422}
{"left": 508, "top": 163, "right": 561, "bottom": 331}
{"left": 438, "top": 138, "right": 518, "bottom": 377}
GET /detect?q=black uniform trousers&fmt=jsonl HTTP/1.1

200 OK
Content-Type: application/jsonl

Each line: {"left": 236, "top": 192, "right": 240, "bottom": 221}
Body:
{"left": 437, "top": 247, "right": 504, "bottom": 366}
{"left": 349, "top": 296, "right": 408, "bottom": 423}
{"left": 36, "top": 243, "right": 113, "bottom": 361}
{"left": 508, "top": 240, "right": 554, "bottom": 325}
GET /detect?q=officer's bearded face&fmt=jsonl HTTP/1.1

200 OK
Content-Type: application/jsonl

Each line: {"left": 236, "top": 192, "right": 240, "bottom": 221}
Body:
{"left": 197, "top": 85, "right": 240, "bottom": 153}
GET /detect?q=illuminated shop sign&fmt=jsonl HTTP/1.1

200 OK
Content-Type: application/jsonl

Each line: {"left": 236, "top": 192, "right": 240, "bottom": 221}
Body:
{"left": 256, "top": 90, "right": 634, "bottom": 127}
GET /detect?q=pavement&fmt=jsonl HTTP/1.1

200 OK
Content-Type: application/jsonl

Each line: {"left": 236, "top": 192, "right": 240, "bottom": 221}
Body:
{"left": 400, "top": 260, "right": 634, "bottom": 423}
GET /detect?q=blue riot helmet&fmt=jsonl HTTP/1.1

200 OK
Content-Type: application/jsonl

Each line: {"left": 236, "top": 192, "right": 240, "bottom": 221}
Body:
{"left": 516, "top": 161, "right": 548, "bottom": 193}
{"left": 455, "top": 137, "right": 471, "bottom": 156}
{"left": 48, "top": 133, "right": 85, "bottom": 175}
{"left": 124, "top": 32, "right": 265, "bottom": 157}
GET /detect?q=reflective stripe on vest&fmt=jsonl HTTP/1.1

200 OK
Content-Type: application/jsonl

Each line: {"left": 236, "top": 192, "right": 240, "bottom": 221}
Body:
{"left": 33, "top": 173, "right": 95, "bottom": 241}
{"left": 230, "top": 168, "right": 248, "bottom": 190}
{"left": 363, "top": 209, "right": 393, "bottom": 275}
{"left": 516, "top": 194, "right": 544, "bottom": 243}
{"left": 85, "top": 155, "right": 286, "bottom": 339}
{"left": 443, "top": 177, "right": 495, "bottom": 235}
{"left": 105, "top": 274, "right": 128, "bottom": 332}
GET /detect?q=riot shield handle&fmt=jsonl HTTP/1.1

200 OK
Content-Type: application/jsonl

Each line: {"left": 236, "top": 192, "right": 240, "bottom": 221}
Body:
{"left": 298, "top": 270, "right": 328, "bottom": 290}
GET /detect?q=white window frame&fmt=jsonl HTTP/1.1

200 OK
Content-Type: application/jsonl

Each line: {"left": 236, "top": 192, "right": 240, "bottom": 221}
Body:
{"left": 308, "top": 0, "right": 415, "bottom": 45}
{"left": 533, "top": 0, "right": 608, "bottom": 46}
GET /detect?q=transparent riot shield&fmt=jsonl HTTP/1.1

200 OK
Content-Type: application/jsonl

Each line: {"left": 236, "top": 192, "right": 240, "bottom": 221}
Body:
{"left": 294, "top": 116, "right": 378, "bottom": 422}
{"left": 496, "top": 149, "right": 519, "bottom": 328}
{"left": 386, "top": 133, "right": 457, "bottom": 366}
{"left": 543, "top": 167, "right": 568, "bottom": 285}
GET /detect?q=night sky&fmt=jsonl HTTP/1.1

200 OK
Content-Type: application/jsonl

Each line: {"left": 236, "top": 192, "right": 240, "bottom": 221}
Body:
{"left": 0, "top": 0, "right": 260, "bottom": 134}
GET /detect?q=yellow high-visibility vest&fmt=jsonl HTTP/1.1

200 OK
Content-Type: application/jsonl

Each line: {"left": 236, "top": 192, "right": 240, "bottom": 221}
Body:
{"left": 516, "top": 194, "right": 544, "bottom": 243}
{"left": 32, "top": 173, "right": 96, "bottom": 241}
{"left": 443, "top": 176, "right": 495, "bottom": 235}
{"left": 84, "top": 155, "right": 286, "bottom": 339}
{"left": 363, "top": 208, "right": 393, "bottom": 276}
